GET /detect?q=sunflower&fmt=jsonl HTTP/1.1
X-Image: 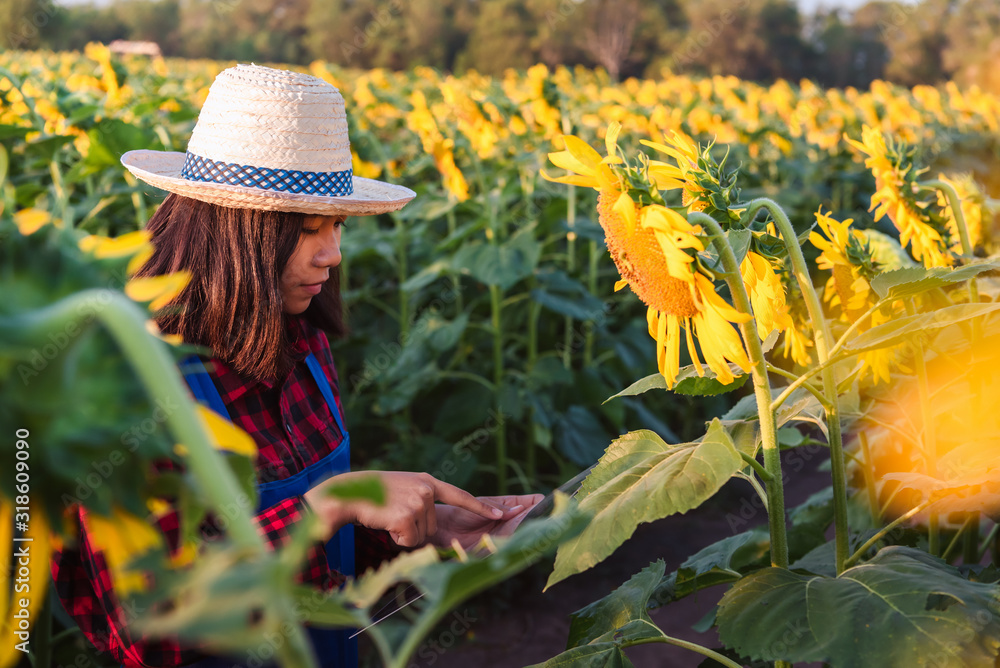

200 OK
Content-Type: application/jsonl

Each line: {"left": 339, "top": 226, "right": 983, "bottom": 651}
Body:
{"left": 845, "top": 126, "right": 952, "bottom": 268}
{"left": 780, "top": 320, "right": 814, "bottom": 368}
{"left": 810, "top": 208, "right": 876, "bottom": 320}
{"left": 740, "top": 251, "right": 792, "bottom": 340}
{"left": 544, "top": 125, "right": 754, "bottom": 387}
{"left": 641, "top": 130, "right": 710, "bottom": 213}
{"left": 810, "top": 207, "right": 898, "bottom": 384}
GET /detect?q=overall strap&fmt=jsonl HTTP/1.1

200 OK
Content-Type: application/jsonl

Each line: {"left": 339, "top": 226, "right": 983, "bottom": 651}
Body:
{"left": 303, "top": 352, "right": 347, "bottom": 438}
{"left": 179, "top": 355, "right": 233, "bottom": 422}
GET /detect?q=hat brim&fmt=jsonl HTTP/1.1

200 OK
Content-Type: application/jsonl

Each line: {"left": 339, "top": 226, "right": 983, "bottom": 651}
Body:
{"left": 121, "top": 150, "right": 415, "bottom": 216}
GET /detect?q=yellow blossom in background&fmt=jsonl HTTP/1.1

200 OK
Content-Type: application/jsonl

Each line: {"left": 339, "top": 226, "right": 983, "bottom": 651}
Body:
{"left": 811, "top": 208, "right": 874, "bottom": 318}
{"left": 780, "top": 322, "right": 813, "bottom": 368}
{"left": 13, "top": 208, "right": 59, "bottom": 235}
{"left": 543, "top": 124, "right": 751, "bottom": 387}
{"left": 432, "top": 140, "right": 470, "bottom": 202}
{"left": 351, "top": 149, "right": 383, "bottom": 180}
{"left": 845, "top": 125, "right": 952, "bottom": 268}
{"left": 607, "top": 192, "right": 749, "bottom": 386}
{"left": 84, "top": 42, "right": 122, "bottom": 107}
{"left": 811, "top": 207, "right": 900, "bottom": 384}
{"left": 79, "top": 230, "right": 155, "bottom": 276}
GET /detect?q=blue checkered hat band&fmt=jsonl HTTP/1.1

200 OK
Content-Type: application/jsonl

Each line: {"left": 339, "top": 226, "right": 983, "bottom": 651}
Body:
{"left": 180, "top": 152, "right": 355, "bottom": 197}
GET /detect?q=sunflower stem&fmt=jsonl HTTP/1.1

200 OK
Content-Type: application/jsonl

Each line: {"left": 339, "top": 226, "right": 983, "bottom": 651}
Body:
{"left": 844, "top": 499, "right": 934, "bottom": 569}
{"left": 905, "top": 299, "right": 940, "bottom": 556}
{"left": 445, "top": 195, "right": 465, "bottom": 328}
{"left": 563, "top": 181, "right": 577, "bottom": 369}
{"left": 584, "top": 239, "right": 599, "bottom": 366}
{"left": 739, "top": 451, "right": 773, "bottom": 483}
{"left": 859, "top": 431, "right": 881, "bottom": 525}
{"left": 765, "top": 363, "right": 831, "bottom": 410}
{"left": 690, "top": 212, "right": 788, "bottom": 569}
{"left": 484, "top": 182, "right": 509, "bottom": 495}
{"left": 924, "top": 179, "right": 984, "bottom": 558}
{"left": 0, "top": 290, "right": 317, "bottom": 668}
{"left": 742, "top": 197, "right": 850, "bottom": 573}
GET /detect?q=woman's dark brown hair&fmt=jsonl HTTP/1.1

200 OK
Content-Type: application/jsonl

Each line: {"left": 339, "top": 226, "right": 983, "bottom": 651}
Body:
{"left": 134, "top": 193, "right": 346, "bottom": 383}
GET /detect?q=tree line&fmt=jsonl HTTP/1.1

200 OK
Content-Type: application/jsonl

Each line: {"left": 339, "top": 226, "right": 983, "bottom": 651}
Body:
{"left": 4, "top": 0, "right": 999, "bottom": 90}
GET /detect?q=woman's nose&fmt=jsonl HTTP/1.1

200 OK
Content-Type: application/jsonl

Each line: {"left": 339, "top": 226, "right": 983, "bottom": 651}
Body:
{"left": 314, "top": 232, "right": 342, "bottom": 267}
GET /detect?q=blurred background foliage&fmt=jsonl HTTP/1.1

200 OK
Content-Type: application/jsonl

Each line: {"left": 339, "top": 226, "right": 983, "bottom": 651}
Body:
{"left": 1, "top": 0, "right": 999, "bottom": 93}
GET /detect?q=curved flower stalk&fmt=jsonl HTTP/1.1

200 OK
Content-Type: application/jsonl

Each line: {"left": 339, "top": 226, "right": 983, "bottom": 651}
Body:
{"left": 542, "top": 124, "right": 752, "bottom": 388}
{"left": 934, "top": 172, "right": 985, "bottom": 256}
{"left": 846, "top": 125, "right": 953, "bottom": 269}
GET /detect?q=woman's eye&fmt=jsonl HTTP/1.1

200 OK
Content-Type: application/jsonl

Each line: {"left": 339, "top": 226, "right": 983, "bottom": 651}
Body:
{"left": 334, "top": 218, "right": 346, "bottom": 228}
{"left": 302, "top": 227, "right": 320, "bottom": 235}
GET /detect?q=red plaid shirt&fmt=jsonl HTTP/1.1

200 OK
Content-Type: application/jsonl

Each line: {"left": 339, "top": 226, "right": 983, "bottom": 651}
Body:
{"left": 51, "top": 313, "right": 400, "bottom": 666}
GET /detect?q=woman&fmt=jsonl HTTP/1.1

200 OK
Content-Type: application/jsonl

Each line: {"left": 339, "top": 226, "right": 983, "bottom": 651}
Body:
{"left": 51, "top": 64, "right": 540, "bottom": 668}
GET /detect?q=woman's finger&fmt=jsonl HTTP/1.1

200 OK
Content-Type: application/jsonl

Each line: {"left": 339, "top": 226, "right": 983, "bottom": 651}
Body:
{"left": 425, "top": 503, "right": 438, "bottom": 537}
{"left": 432, "top": 480, "right": 506, "bottom": 519}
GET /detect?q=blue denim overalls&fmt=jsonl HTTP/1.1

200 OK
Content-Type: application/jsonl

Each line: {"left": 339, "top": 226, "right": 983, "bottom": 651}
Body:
{"left": 165, "top": 353, "right": 359, "bottom": 668}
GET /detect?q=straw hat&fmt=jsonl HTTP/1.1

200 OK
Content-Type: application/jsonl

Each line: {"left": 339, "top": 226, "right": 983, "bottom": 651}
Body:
{"left": 120, "top": 64, "right": 415, "bottom": 216}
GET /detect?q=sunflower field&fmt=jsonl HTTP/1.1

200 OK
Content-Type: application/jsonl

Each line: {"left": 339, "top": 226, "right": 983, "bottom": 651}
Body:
{"left": 3, "top": 45, "right": 1000, "bottom": 668}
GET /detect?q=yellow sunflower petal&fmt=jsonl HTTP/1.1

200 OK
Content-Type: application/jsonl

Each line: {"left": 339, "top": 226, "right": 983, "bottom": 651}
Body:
{"left": 666, "top": 314, "right": 680, "bottom": 389}
{"left": 0, "top": 500, "right": 10, "bottom": 625}
{"left": 685, "top": 319, "right": 704, "bottom": 378}
{"left": 540, "top": 169, "right": 600, "bottom": 188}
{"left": 548, "top": 150, "right": 597, "bottom": 177}
{"left": 79, "top": 230, "right": 151, "bottom": 259}
{"left": 12, "top": 209, "right": 52, "bottom": 235}
{"left": 84, "top": 506, "right": 161, "bottom": 597}
{"left": 605, "top": 121, "right": 622, "bottom": 161}
{"left": 125, "top": 271, "right": 192, "bottom": 311}
{"left": 196, "top": 404, "right": 258, "bottom": 458}
{"left": 613, "top": 191, "right": 638, "bottom": 235}
{"left": 561, "top": 134, "right": 604, "bottom": 170}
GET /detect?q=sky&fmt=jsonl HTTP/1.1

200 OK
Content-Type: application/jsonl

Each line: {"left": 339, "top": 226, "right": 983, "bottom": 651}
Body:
{"left": 798, "top": 0, "right": 873, "bottom": 11}
{"left": 55, "top": 0, "right": 889, "bottom": 10}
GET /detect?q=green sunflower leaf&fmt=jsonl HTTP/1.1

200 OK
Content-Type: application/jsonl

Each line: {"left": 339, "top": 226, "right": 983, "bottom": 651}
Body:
{"left": 546, "top": 421, "right": 743, "bottom": 589}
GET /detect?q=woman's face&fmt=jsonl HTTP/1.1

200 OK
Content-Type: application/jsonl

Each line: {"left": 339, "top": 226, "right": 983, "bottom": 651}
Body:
{"left": 280, "top": 214, "right": 345, "bottom": 314}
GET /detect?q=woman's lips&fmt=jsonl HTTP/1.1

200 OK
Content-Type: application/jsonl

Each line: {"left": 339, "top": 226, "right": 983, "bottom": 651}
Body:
{"left": 302, "top": 282, "right": 324, "bottom": 295}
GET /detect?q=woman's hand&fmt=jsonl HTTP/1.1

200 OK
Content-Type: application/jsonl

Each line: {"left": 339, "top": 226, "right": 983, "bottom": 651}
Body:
{"left": 431, "top": 494, "right": 544, "bottom": 551}
{"left": 303, "top": 471, "right": 512, "bottom": 547}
